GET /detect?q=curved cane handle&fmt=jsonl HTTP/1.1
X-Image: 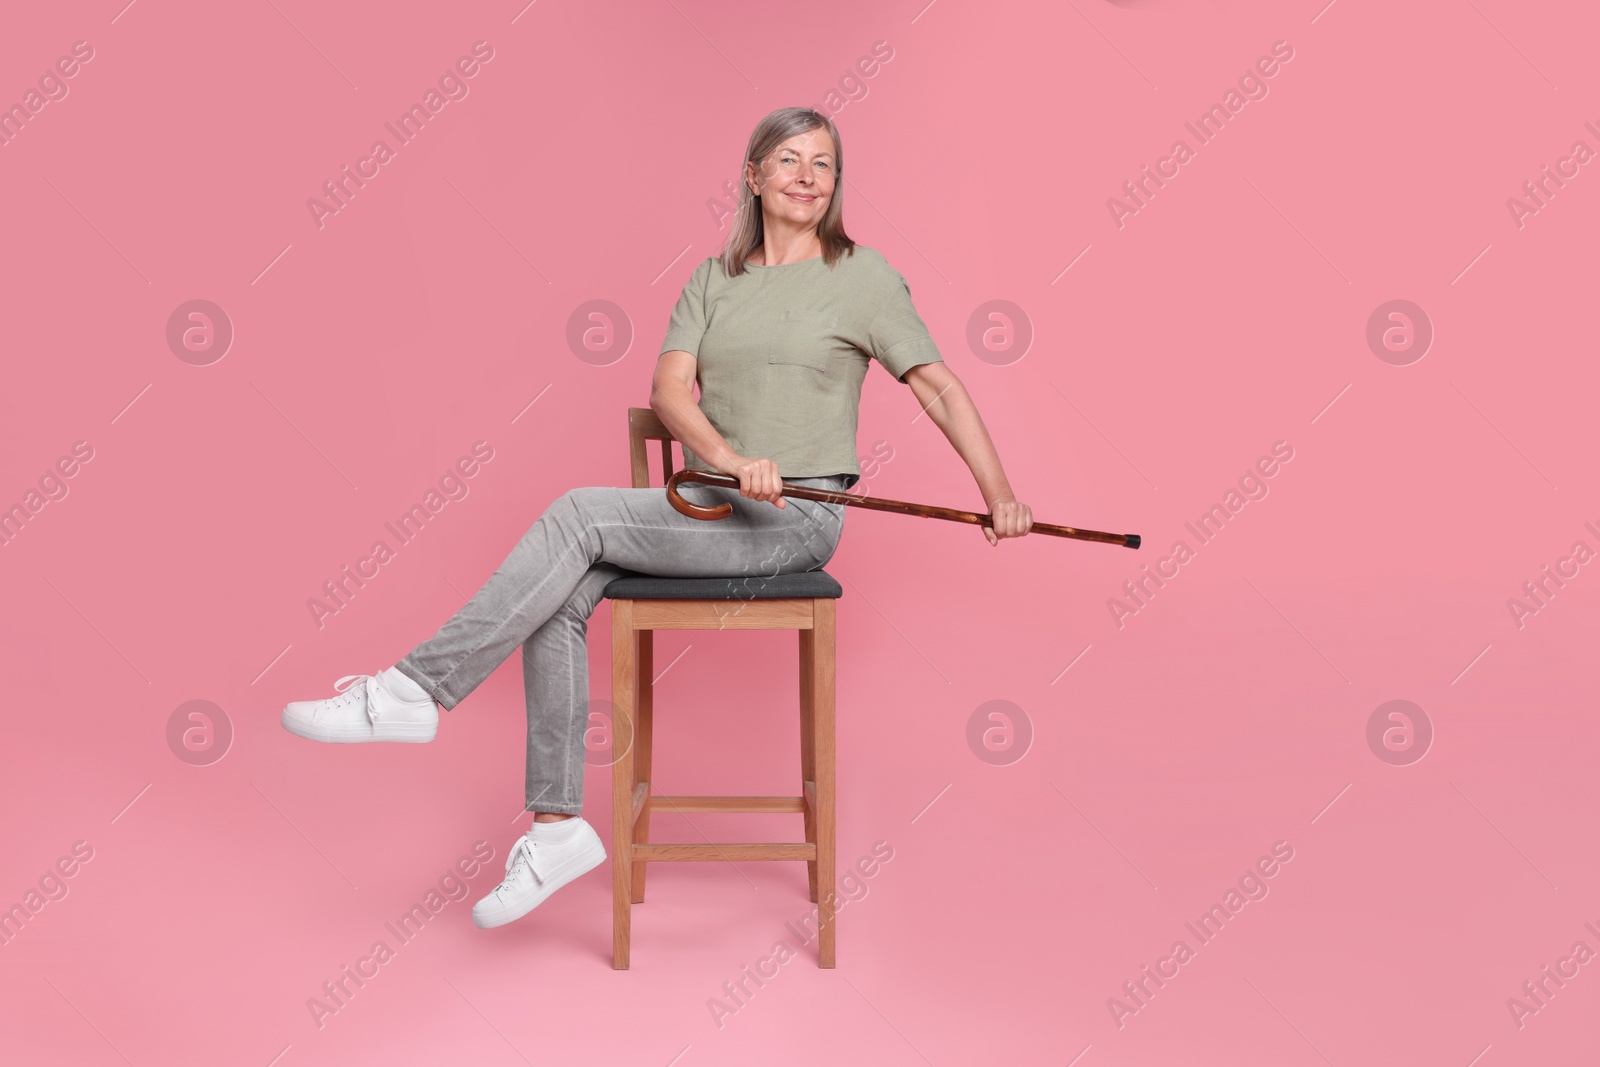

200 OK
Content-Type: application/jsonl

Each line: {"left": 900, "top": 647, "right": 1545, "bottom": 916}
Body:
{"left": 665, "top": 468, "right": 738, "bottom": 520}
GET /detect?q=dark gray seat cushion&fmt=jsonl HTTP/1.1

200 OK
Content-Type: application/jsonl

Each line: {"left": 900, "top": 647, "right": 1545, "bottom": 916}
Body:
{"left": 603, "top": 568, "right": 843, "bottom": 600}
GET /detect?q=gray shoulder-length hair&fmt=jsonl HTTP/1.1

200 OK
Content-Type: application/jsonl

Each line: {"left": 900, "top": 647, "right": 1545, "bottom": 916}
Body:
{"left": 719, "top": 107, "right": 855, "bottom": 278}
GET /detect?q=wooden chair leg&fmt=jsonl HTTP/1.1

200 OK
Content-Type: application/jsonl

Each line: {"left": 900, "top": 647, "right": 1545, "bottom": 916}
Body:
{"left": 611, "top": 601, "right": 635, "bottom": 970}
{"left": 798, "top": 621, "right": 819, "bottom": 904}
{"left": 632, "top": 628, "right": 653, "bottom": 903}
{"left": 811, "top": 598, "right": 837, "bottom": 968}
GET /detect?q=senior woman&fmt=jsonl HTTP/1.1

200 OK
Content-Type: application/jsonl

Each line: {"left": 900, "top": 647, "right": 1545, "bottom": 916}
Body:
{"left": 280, "top": 106, "right": 1033, "bottom": 930}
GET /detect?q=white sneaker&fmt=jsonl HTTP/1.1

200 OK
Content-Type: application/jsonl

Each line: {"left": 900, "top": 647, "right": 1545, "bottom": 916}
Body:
{"left": 280, "top": 670, "right": 438, "bottom": 743}
{"left": 472, "top": 820, "right": 607, "bottom": 929}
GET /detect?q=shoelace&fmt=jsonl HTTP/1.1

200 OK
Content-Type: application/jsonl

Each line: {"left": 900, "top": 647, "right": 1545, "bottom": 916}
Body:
{"left": 315, "top": 674, "right": 381, "bottom": 725}
{"left": 495, "top": 836, "right": 546, "bottom": 895}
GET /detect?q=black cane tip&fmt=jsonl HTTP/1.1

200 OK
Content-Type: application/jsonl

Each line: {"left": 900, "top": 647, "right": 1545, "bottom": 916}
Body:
{"left": 1127, "top": 534, "right": 1141, "bottom": 550}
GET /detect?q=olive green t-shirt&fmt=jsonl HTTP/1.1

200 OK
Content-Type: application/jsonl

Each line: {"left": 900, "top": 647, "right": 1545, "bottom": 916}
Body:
{"left": 658, "top": 245, "right": 944, "bottom": 488}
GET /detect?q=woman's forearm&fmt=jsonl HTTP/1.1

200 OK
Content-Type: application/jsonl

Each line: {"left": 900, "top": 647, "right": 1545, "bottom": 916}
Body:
{"left": 649, "top": 375, "right": 738, "bottom": 472}
{"left": 915, "top": 369, "right": 1017, "bottom": 507}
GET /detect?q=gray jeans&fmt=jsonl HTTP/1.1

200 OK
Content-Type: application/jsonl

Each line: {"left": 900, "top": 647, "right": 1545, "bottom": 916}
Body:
{"left": 394, "top": 475, "right": 851, "bottom": 814}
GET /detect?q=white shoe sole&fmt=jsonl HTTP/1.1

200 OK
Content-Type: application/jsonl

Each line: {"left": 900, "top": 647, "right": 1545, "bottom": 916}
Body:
{"left": 472, "top": 837, "right": 607, "bottom": 929}
{"left": 280, "top": 708, "right": 438, "bottom": 743}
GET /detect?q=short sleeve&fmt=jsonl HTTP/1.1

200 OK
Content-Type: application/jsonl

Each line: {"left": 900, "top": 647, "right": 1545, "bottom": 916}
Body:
{"left": 659, "top": 257, "right": 715, "bottom": 358}
{"left": 866, "top": 268, "right": 943, "bottom": 382}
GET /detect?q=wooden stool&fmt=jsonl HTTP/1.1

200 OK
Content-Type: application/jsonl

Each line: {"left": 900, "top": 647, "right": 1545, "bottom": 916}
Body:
{"left": 603, "top": 408, "right": 839, "bottom": 970}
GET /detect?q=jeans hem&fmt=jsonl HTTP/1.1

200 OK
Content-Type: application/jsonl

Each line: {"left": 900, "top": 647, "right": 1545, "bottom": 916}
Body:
{"left": 393, "top": 660, "right": 459, "bottom": 711}
{"left": 525, "top": 800, "right": 584, "bottom": 816}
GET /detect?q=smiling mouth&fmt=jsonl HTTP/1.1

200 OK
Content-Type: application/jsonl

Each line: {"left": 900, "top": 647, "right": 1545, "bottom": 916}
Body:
{"left": 787, "top": 193, "right": 817, "bottom": 202}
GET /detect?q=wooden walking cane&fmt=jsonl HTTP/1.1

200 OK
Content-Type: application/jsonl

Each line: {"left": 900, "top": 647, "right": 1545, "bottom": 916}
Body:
{"left": 664, "top": 469, "right": 1141, "bottom": 550}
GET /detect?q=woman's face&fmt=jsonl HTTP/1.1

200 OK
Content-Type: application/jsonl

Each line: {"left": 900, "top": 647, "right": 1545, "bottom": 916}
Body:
{"left": 747, "top": 127, "right": 836, "bottom": 231}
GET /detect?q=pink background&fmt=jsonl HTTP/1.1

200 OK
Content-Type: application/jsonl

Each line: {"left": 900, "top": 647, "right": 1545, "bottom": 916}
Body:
{"left": 2, "top": 0, "right": 1596, "bottom": 1064}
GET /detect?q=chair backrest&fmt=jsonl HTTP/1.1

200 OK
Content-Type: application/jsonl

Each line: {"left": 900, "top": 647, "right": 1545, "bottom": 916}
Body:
{"left": 627, "top": 407, "right": 677, "bottom": 490}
